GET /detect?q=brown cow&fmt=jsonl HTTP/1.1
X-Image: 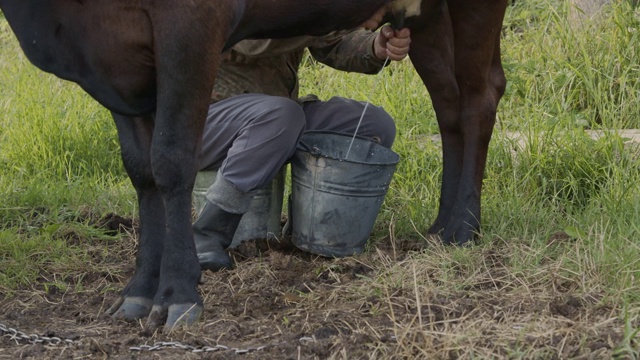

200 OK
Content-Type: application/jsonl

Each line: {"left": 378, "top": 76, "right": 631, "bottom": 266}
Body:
{"left": 0, "top": 0, "right": 508, "bottom": 331}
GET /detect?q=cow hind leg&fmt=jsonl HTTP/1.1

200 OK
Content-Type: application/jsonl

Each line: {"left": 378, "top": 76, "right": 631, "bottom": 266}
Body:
{"left": 409, "top": 0, "right": 508, "bottom": 245}
{"left": 439, "top": 0, "right": 508, "bottom": 245}
{"left": 408, "top": 3, "right": 463, "bottom": 239}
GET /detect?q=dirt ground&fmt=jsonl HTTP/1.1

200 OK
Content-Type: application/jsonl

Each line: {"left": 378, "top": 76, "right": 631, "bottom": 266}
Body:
{"left": 0, "top": 214, "right": 633, "bottom": 359}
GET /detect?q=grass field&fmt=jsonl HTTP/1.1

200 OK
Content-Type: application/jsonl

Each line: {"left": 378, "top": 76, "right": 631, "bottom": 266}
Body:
{"left": 1, "top": 1, "right": 639, "bottom": 358}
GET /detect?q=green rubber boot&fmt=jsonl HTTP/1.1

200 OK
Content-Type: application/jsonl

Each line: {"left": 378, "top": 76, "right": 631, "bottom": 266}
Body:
{"left": 193, "top": 174, "right": 252, "bottom": 272}
{"left": 194, "top": 200, "right": 242, "bottom": 271}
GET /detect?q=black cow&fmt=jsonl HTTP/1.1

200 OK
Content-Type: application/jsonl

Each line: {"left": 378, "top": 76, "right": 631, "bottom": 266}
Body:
{"left": 0, "top": 0, "right": 508, "bottom": 330}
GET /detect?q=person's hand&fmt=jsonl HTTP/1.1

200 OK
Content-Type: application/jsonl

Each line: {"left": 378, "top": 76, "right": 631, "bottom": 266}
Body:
{"left": 373, "top": 25, "right": 411, "bottom": 61}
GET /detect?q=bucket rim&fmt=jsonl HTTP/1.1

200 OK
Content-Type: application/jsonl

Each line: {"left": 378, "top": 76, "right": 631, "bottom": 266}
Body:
{"left": 297, "top": 130, "right": 400, "bottom": 165}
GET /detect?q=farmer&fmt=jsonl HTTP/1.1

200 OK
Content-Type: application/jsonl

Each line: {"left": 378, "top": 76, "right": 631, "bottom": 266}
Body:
{"left": 194, "top": 23, "right": 412, "bottom": 272}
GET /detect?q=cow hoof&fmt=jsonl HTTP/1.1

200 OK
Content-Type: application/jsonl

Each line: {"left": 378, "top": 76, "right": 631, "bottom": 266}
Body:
{"left": 442, "top": 229, "right": 477, "bottom": 247}
{"left": 426, "top": 223, "right": 445, "bottom": 236}
{"left": 145, "top": 303, "right": 203, "bottom": 332}
{"left": 165, "top": 303, "right": 203, "bottom": 332}
{"left": 105, "top": 296, "right": 124, "bottom": 316}
{"left": 146, "top": 304, "right": 168, "bottom": 330}
{"left": 108, "top": 297, "right": 153, "bottom": 320}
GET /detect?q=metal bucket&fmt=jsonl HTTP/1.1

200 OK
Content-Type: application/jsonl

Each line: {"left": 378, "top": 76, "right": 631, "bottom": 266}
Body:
{"left": 290, "top": 131, "right": 400, "bottom": 257}
{"left": 193, "top": 169, "right": 284, "bottom": 248}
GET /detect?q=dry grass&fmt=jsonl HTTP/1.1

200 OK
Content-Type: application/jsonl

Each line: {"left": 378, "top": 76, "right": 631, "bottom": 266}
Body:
{"left": 1, "top": 214, "right": 638, "bottom": 359}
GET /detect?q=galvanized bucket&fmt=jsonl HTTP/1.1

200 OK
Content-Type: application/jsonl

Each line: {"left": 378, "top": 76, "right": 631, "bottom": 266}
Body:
{"left": 289, "top": 131, "right": 399, "bottom": 257}
{"left": 193, "top": 169, "right": 284, "bottom": 248}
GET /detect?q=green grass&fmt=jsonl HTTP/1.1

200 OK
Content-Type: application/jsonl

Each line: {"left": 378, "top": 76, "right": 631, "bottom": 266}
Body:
{"left": 0, "top": 19, "right": 135, "bottom": 289}
{"left": 1, "top": 0, "right": 639, "bottom": 356}
{"left": 500, "top": 0, "right": 640, "bottom": 130}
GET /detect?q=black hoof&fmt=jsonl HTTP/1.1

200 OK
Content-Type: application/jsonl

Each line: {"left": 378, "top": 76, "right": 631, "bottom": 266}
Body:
{"left": 165, "top": 303, "right": 203, "bottom": 332}
{"left": 145, "top": 303, "right": 203, "bottom": 332}
{"left": 108, "top": 297, "right": 153, "bottom": 320}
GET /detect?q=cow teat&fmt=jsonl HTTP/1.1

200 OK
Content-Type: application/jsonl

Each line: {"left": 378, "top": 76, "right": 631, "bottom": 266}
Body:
{"left": 389, "top": 0, "right": 422, "bottom": 29}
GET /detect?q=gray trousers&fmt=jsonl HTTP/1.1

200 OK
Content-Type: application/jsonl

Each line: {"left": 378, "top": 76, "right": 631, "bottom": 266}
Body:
{"left": 198, "top": 93, "right": 396, "bottom": 193}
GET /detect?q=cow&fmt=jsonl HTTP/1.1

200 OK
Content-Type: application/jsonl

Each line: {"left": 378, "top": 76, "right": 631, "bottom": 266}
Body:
{"left": 0, "top": 0, "right": 508, "bottom": 331}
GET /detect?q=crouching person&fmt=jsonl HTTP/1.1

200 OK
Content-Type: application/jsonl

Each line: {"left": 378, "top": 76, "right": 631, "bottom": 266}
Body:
{"left": 194, "top": 25, "right": 411, "bottom": 271}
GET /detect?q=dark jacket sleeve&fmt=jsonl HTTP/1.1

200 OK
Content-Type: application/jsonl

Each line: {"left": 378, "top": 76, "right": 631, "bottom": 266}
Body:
{"left": 307, "top": 30, "right": 389, "bottom": 75}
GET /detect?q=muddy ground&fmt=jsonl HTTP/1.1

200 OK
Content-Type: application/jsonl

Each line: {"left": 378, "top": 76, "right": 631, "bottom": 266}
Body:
{"left": 0, "top": 214, "right": 633, "bottom": 359}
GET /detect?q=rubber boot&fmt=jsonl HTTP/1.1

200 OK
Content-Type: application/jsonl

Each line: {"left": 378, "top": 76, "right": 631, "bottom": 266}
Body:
{"left": 193, "top": 174, "right": 253, "bottom": 272}
{"left": 194, "top": 201, "right": 242, "bottom": 271}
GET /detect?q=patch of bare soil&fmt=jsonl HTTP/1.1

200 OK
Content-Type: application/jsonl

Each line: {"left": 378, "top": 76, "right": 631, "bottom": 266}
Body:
{"left": 0, "top": 218, "right": 634, "bottom": 359}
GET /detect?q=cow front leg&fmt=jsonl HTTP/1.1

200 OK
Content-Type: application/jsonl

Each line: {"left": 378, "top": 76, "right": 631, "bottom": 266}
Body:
{"left": 143, "top": 100, "right": 205, "bottom": 331}
{"left": 142, "top": 5, "right": 232, "bottom": 331}
{"left": 106, "top": 114, "right": 164, "bottom": 320}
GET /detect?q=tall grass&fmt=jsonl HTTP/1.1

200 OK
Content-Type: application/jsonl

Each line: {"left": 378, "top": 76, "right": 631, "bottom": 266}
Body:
{"left": 0, "top": 1, "right": 639, "bottom": 354}
{"left": 500, "top": 0, "right": 640, "bottom": 130}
